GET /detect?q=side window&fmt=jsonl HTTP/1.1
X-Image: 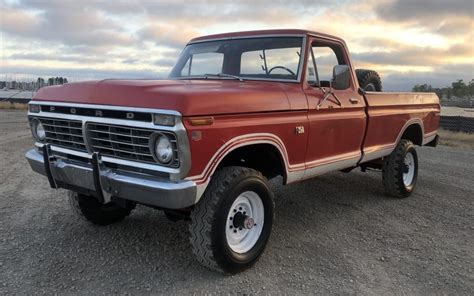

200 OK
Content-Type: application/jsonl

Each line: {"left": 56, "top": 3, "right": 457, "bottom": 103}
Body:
{"left": 181, "top": 52, "right": 223, "bottom": 76}
{"left": 310, "top": 43, "right": 349, "bottom": 89}
{"left": 313, "top": 46, "right": 339, "bottom": 83}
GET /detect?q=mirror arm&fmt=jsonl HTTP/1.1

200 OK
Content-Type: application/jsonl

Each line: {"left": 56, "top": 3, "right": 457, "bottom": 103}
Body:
{"left": 331, "top": 93, "right": 343, "bottom": 106}
{"left": 316, "top": 83, "right": 342, "bottom": 110}
{"left": 329, "top": 80, "right": 342, "bottom": 106}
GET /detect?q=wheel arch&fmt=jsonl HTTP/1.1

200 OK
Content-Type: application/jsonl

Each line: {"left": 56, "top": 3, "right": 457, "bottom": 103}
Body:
{"left": 187, "top": 133, "right": 291, "bottom": 186}
{"left": 216, "top": 142, "right": 288, "bottom": 182}
{"left": 400, "top": 122, "right": 423, "bottom": 146}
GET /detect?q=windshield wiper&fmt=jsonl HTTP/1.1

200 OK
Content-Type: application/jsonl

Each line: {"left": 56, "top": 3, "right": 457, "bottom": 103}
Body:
{"left": 204, "top": 73, "right": 244, "bottom": 82}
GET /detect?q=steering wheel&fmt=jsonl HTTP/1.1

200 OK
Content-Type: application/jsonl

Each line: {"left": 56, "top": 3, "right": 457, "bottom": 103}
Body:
{"left": 268, "top": 66, "right": 296, "bottom": 76}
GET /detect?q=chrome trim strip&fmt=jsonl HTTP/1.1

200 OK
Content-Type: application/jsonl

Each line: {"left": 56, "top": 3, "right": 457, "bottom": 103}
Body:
{"left": 28, "top": 101, "right": 181, "bottom": 116}
{"left": 101, "top": 156, "right": 180, "bottom": 174}
{"left": 359, "top": 146, "right": 394, "bottom": 163}
{"left": 35, "top": 142, "right": 181, "bottom": 174}
{"left": 29, "top": 111, "right": 175, "bottom": 131}
{"left": 304, "top": 151, "right": 361, "bottom": 169}
{"left": 300, "top": 156, "right": 360, "bottom": 181}
{"left": 36, "top": 142, "right": 92, "bottom": 158}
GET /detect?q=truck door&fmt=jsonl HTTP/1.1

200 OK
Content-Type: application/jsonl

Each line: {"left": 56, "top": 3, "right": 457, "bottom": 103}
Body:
{"left": 302, "top": 37, "right": 366, "bottom": 178}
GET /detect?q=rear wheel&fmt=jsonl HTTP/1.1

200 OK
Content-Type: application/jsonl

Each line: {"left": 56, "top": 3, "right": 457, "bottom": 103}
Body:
{"left": 68, "top": 191, "right": 133, "bottom": 225}
{"left": 189, "top": 166, "right": 274, "bottom": 274}
{"left": 382, "top": 140, "right": 418, "bottom": 198}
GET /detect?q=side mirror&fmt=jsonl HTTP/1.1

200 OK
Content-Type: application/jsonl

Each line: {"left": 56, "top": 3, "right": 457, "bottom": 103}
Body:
{"left": 332, "top": 65, "right": 350, "bottom": 90}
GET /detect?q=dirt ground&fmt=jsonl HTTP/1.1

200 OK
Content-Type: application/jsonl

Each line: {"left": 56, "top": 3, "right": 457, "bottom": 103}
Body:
{"left": 1, "top": 110, "right": 473, "bottom": 295}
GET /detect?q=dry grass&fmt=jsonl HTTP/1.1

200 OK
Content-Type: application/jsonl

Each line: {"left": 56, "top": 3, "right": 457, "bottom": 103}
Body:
{"left": 0, "top": 101, "right": 28, "bottom": 110}
{"left": 438, "top": 129, "right": 474, "bottom": 149}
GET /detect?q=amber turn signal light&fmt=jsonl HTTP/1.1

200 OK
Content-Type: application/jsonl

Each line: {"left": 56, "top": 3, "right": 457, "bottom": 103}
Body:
{"left": 189, "top": 117, "right": 214, "bottom": 126}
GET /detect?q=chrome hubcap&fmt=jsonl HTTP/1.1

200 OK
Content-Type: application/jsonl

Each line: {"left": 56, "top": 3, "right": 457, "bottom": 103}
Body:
{"left": 225, "top": 191, "right": 264, "bottom": 254}
{"left": 403, "top": 152, "right": 415, "bottom": 186}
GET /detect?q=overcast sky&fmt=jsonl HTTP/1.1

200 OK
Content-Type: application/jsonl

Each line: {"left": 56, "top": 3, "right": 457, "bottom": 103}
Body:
{"left": 1, "top": 0, "right": 473, "bottom": 90}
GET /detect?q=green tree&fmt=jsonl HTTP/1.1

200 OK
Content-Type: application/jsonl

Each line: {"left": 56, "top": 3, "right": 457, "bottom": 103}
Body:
{"left": 452, "top": 79, "right": 468, "bottom": 97}
{"left": 412, "top": 84, "right": 432, "bottom": 92}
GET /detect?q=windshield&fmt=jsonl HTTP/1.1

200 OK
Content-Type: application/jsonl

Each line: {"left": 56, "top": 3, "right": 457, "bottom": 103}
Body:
{"left": 169, "top": 37, "right": 304, "bottom": 82}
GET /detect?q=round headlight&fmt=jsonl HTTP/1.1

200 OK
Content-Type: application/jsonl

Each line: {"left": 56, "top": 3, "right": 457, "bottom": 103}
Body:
{"left": 32, "top": 119, "right": 46, "bottom": 141}
{"left": 154, "top": 135, "right": 173, "bottom": 164}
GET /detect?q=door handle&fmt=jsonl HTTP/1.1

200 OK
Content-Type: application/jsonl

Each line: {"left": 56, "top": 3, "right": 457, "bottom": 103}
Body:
{"left": 349, "top": 98, "right": 360, "bottom": 104}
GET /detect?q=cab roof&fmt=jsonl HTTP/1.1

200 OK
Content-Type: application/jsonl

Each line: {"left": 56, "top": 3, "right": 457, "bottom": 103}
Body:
{"left": 188, "top": 29, "right": 345, "bottom": 44}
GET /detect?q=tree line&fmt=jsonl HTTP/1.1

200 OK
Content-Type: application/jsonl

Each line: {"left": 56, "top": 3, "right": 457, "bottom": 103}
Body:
{"left": 412, "top": 79, "right": 474, "bottom": 99}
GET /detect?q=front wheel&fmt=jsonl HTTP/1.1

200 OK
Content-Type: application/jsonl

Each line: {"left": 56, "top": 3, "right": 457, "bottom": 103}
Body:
{"left": 189, "top": 166, "right": 274, "bottom": 274}
{"left": 382, "top": 140, "right": 418, "bottom": 198}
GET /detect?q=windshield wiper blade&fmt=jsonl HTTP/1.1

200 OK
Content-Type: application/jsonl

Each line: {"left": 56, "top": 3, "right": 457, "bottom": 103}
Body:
{"left": 204, "top": 73, "right": 244, "bottom": 82}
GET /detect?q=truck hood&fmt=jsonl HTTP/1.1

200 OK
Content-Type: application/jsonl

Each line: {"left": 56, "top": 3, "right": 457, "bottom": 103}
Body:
{"left": 32, "top": 79, "right": 295, "bottom": 116}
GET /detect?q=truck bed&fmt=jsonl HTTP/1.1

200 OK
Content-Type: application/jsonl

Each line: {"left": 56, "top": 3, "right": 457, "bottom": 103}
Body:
{"left": 360, "top": 91, "right": 440, "bottom": 163}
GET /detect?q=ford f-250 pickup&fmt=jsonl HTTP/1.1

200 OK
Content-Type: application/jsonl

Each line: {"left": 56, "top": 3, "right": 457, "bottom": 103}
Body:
{"left": 26, "top": 29, "right": 440, "bottom": 274}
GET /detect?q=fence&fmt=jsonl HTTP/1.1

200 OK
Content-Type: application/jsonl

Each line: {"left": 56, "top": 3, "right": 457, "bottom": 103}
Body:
{"left": 440, "top": 106, "right": 474, "bottom": 133}
{"left": 441, "top": 100, "right": 474, "bottom": 108}
{"left": 440, "top": 116, "right": 474, "bottom": 133}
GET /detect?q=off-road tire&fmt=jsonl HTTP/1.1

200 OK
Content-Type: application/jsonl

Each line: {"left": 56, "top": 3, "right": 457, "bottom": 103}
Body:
{"left": 382, "top": 140, "right": 418, "bottom": 198}
{"left": 189, "top": 166, "right": 275, "bottom": 274}
{"left": 68, "top": 191, "right": 133, "bottom": 225}
{"left": 356, "top": 69, "right": 382, "bottom": 91}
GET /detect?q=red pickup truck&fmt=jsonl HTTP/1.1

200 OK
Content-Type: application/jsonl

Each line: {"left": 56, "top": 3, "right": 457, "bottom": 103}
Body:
{"left": 26, "top": 29, "right": 440, "bottom": 274}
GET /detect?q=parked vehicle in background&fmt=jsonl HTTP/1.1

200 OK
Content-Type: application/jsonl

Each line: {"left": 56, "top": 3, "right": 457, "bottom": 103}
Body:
{"left": 25, "top": 29, "right": 440, "bottom": 274}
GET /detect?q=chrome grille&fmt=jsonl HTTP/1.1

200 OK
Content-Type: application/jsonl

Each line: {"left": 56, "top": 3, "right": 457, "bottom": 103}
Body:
{"left": 37, "top": 117, "right": 87, "bottom": 151}
{"left": 87, "top": 123, "right": 179, "bottom": 167}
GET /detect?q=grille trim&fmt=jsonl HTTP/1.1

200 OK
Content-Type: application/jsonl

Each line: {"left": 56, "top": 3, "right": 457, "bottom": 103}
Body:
{"left": 28, "top": 101, "right": 190, "bottom": 179}
{"left": 30, "top": 117, "right": 180, "bottom": 168}
{"left": 35, "top": 117, "right": 87, "bottom": 152}
{"left": 86, "top": 122, "right": 180, "bottom": 168}
{"left": 89, "top": 129, "right": 150, "bottom": 139}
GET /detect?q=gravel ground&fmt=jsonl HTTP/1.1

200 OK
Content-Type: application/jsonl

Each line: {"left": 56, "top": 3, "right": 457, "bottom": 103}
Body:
{"left": 1, "top": 110, "right": 473, "bottom": 295}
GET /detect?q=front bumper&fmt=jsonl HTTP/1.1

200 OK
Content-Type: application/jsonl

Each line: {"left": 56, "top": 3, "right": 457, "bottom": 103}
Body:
{"left": 25, "top": 148, "right": 197, "bottom": 209}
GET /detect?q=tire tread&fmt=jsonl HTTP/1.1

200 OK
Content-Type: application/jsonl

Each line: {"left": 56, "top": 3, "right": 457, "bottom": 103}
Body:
{"left": 382, "top": 139, "right": 416, "bottom": 198}
{"left": 355, "top": 69, "right": 382, "bottom": 91}
{"left": 189, "top": 166, "right": 265, "bottom": 273}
